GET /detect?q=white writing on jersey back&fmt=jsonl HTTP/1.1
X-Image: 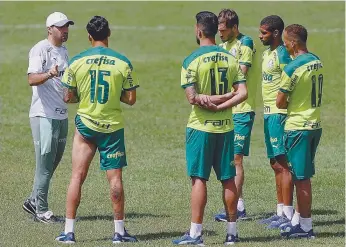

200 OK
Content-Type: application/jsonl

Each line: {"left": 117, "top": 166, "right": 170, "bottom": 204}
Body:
{"left": 27, "top": 39, "right": 68, "bottom": 119}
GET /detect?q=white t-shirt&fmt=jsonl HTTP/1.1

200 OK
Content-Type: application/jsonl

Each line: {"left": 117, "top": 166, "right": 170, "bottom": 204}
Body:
{"left": 27, "top": 39, "right": 69, "bottom": 120}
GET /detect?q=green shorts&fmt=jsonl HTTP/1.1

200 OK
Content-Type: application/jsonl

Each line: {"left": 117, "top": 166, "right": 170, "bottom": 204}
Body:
{"left": 75, "top": 115, "right": 127, "bottom": 170}
{"left": 264, "top": 114, "right": 286, "bottom": 159}
{"left": 284, "top": 129, "right": 322, "bottom": 180}
{"left": 185, "top": 127, "right": 235, "bottom": 181}
{"left": 233, "top": 112, "right": 255, "bottom": 156}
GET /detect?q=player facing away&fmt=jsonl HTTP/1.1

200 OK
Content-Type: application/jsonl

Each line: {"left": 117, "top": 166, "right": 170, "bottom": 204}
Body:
{"left": 55, "top": 16, "right": 139, "bottom": 244}
{"left": 257, "top": 16, "right": 295, "bottom": 228}
{"left": 172, "top": 11, "right": 248, "bottom": 245}
{"left": 23, "top": 12, "right": 74, "bottom": 223}
{"left": 277, "top": 24, "right": 323, "bottom": 239}
{"left": 214, "top": 9, "right": 256, "bottom": 221}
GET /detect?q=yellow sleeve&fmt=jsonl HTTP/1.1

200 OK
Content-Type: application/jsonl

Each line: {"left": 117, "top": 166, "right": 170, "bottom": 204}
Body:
{"left": 123, "top": 64, "right": 139, "bottom": 91}
{"left": 231, "top": 62, "right": 246, "bottom": 85}
{"left": 181, "top": 61, "right": 197, "bottom": 88}
{"left": 279, "top": 71, "right": 298, "bottom": 93}
{"left": 61, "top": 66, "right": 76, "bottom": 88}
{"left": 239, "top": 44, "right": 254, "bottom": 67}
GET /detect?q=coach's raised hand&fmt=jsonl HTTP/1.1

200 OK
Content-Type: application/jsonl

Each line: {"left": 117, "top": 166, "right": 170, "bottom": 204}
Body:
{"left": 48, "top": 65, "right": 59, "bottom": 79}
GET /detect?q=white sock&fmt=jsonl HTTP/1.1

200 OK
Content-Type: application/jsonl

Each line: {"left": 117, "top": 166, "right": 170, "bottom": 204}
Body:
{"left": 277, "top": 203, "right": 284, "bottom": 216}
{"left": 237, "top": 198, "right": 245, "bottom": 211}
{"left": 190, "top": 222, "right": 202, "bottom": 238}
{"left": 300, "top": 217, "right": 312, "bottom": 232}
{"left": 227, "top": 222, "right": 237, "bottom": 236}
{"left": 114, "top": 220, "right": 125, "bottom": 235}
{"left": 283, "top": 206, "right": 294, "bottom": 220}
{"left": 65, "top": 218, "right": 75, "bottom": 234}
{"left": 291, "top": 211, "right": 300, "bottom": 226}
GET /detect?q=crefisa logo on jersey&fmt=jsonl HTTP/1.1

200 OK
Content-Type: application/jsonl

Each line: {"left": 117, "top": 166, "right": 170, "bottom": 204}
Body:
{"left": 267, "top": 59, "right": 274, "bottom": 69}
{"left": 86, "top": 56, "right": 115, "bottom": 65}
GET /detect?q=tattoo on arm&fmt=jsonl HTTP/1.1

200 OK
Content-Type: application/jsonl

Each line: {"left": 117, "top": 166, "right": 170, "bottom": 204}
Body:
{"left": 185, "top": 85, "right": 199, "bottom": 105}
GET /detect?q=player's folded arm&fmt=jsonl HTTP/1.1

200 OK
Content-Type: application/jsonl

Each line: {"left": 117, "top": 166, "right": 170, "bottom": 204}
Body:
{"left": 183, "top": 83, "right": 199, "bottom": 105}
{"left": 214, "top": 82, "right": 248, "bottom": 111}
{"left": 182, "top": 83, "right": 232, "bottom": 107}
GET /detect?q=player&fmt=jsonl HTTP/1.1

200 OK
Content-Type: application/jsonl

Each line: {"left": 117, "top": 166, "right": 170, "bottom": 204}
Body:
{"left": 277, "top": 24, "right": 323, "bottom": 239}
{"left": 23, "top": 12, "right": 74, "bottom": 223}
{"left": 257, "top": 15, "right": 295, "bottom": 229}
{"left": 214, "top": 9, "right": 256, "bottom": 221}
{"left": 172, "top": 11, "right": 247, "bottom": 245}
{"left": 55, "top": 16, "right": 139, "bottom": 243}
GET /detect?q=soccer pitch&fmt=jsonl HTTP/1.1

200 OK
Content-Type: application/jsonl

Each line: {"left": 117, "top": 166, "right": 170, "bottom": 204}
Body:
{"left": 0, "top": 1, "right": 344, "bottom": 246}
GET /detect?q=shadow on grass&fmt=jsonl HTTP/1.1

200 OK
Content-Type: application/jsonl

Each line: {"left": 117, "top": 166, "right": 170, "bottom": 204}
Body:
{"left": 77, "top": 212, "right": 170, "bottom": 221}
{"left": 316, "top": 231, "right": 345, "bottom": 238}
{"left": 240, "top": 235, "right": 283, "bottom": 243}
{"left": 239, "top": 231, "right": 345, "bottom": 243}
{"left": 314, "top": 218, "right": 345, "bottom": 226}
{"left": 243, "top": 208, "right": 340, "bottom": 222}
{"left": 81, "top": 230, "right": 217, "bottom": 242}
{"left": 312, "top": 209, "right": 339, "bottom": 215}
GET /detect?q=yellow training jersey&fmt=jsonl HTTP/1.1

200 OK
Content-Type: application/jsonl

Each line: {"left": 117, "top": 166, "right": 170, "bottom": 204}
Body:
{"left": 61, "top": 46, "right": 139, "bottom": 133}
{"left": 181, "top": 45, "right": 246, "bottom": 133}
{"left": 262, "top": 44, "right": 291, "bottom": 114}
{"left": 219, "top": 33, "right": 256, "bottom": 114}
{"left": 279, "top": 52, "right": 323, "bottom": 131}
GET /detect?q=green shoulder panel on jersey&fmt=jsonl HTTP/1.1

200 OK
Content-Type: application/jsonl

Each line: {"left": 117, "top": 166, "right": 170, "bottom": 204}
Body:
{"left": 237, "top": 33, "right": 254, "bottom": 50}
{"left": 182, "top": 46, "right": 231, "bottom": 69}
{"left": 277, "top": 45, "right": 291, "bottom": 65}
{"left": 283, "top": 52, "right": 320, "bottom": 77}
{"left": 69, "top": 47, "right": 133, "bottom": 70}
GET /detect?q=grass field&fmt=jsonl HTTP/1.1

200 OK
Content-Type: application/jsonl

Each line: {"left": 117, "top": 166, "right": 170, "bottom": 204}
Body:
{"left": 0, "top": 1, "right": 344, "bottom": 246}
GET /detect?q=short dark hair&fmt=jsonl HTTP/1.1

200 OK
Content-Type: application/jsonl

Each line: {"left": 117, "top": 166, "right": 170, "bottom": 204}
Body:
{"left": 195, "top": 11, "right": 218, "bottom": 38}
{"left": 260, "top": 15, "right": 285, "bottom": 35}
{"left": 285, "top": 24, "right": 308, "bottom": 43}
{"left": 218, "top": 9, "right": 239, "bottom": 28}
{"left": 86, "top": 16, "right": 110, "bottom": 41}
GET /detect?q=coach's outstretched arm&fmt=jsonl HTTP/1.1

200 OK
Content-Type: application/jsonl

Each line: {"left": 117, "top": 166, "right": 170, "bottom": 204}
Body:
{"left": 28, "top": 65, "right": 59, "bottom": 86}
{"left": 120, "top": 89, "right": 136, "bottom": 106}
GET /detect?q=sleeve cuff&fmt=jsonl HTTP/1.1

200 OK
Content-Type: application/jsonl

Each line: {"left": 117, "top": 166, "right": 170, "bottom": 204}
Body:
{"left": 123, "top": 85, "right": 139, "bottom": 91}
{"left": 233, "top": 80, "right": 246, "bottom": 85}
{"left": 27, "top": 70, "right": 43, "bottom": 74}
{"left": 279, "top": 88, "right": 289, "bottom": 93}
{"left": 61, "top": 82, "right": 76, "bottom": 89}
{"left": 181, "top": 82, "right": 195, "bottom": 89}
{"left": 239, "top": 62, "right": 252, "bottom": 67}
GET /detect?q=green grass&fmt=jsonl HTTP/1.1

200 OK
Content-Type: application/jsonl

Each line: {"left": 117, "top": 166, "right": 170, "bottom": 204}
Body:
{"left": 0, "top": 1, "right": 344, "bottom": 246}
